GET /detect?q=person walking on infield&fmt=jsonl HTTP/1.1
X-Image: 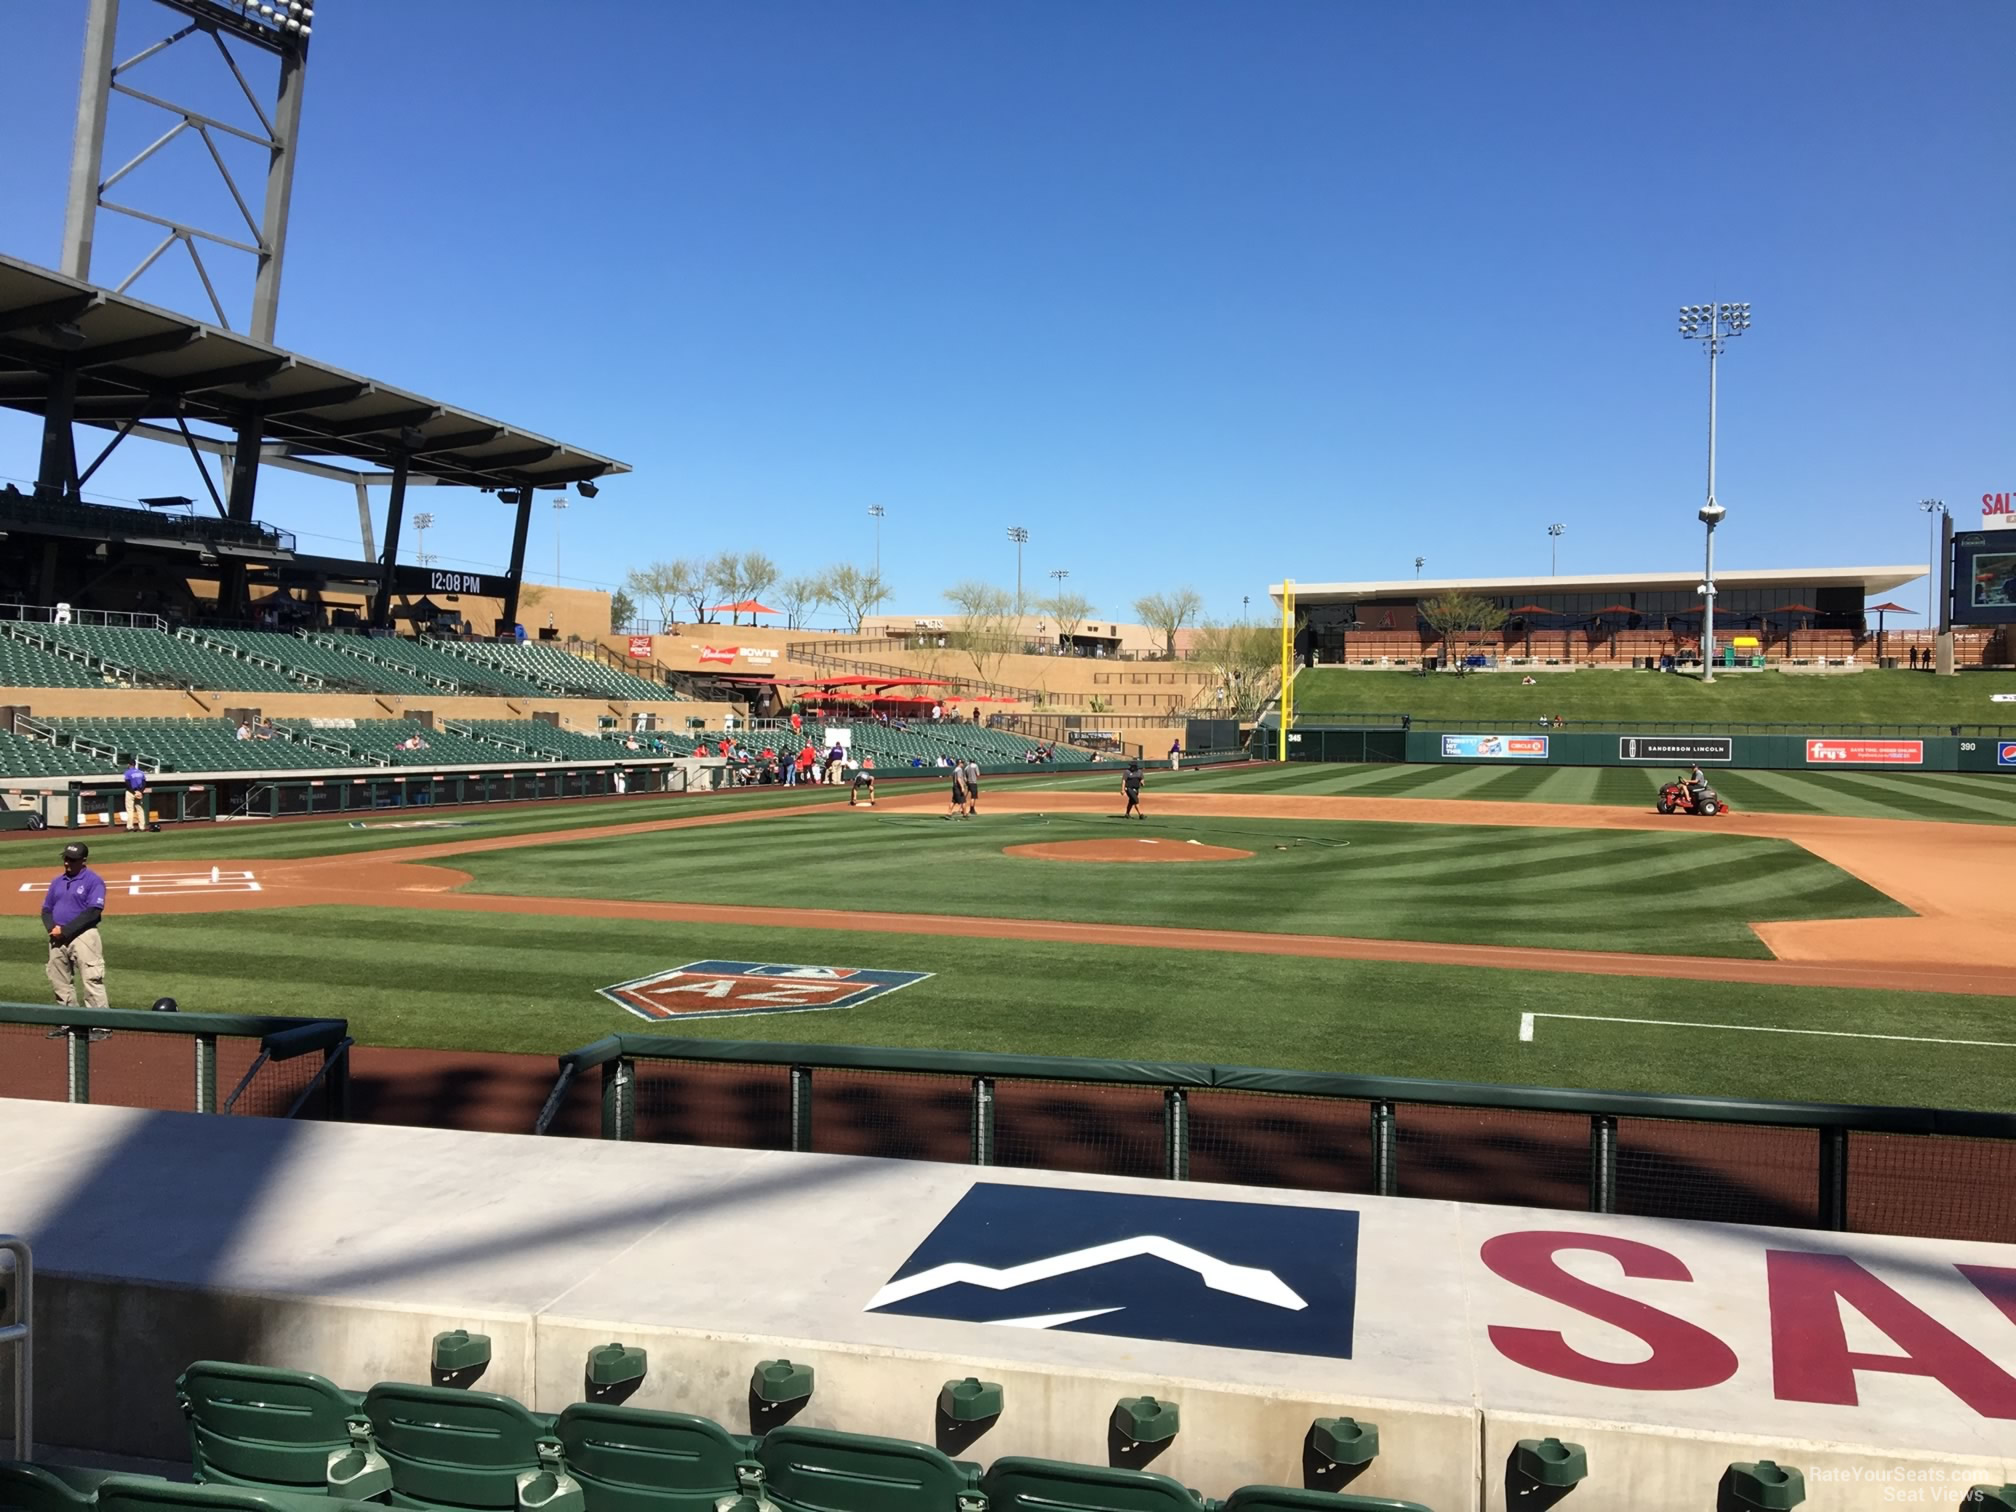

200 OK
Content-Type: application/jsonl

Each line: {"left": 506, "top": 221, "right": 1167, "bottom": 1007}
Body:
{"left": 961, "top": 757, "right": 981, "bottom": 816}
{"left": 121, "top": 760, "right": 148, "bottom": 831}
{"left": 42, "top": 842, "right": 108, "bottom": 1008}
{"left": 945, "top": 761, "right": 969, "bottom": 819}
{"left": 1122, "top": 760, "right": 1145, "bottom": 820}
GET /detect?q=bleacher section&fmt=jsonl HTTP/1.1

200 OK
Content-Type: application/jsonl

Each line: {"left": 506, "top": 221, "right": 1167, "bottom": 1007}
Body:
{"left": 44, "top": 719, "right": 366, "bottom": 772}
{"left": 0, "top": 632, "right": 106, "bottom": 688}
{"left": 305, "top": 634, "right": 551, "bottom": 697}
{"left": 450, "top": 641, "right": 687, "bottom": 701}
{"left": 842, "top": 721, "right": 1096, "bottom": 768}
{"left": 285, "top": 720, "right": 536, "bottom": 767}
{"left": 188, "top": 631, "right": 445, "bottom": 696}
{"left": 0, "top": 1359, "right": 1435, "bottom": 1512}
{"left": 0, "top": 726, "right": 121, "bottom": 778}
{"left": 14, "top": 626, "right": 300, "bottom": 693}
{"left": 450, "top": 720, "right": 695, "bottom": 760}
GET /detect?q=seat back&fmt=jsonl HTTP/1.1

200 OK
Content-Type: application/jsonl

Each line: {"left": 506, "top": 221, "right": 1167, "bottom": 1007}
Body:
{"left": 177, "top": 1361, "right": 363, "bottom": 1492}
{"left": 981, "top": 1458, "right": 1203, "bottom": 1512}
{"left": 553, "top": 1404, "right": 751, "bottom": 1512}
{"left": 362, "top": 1383, "right": 555, "bottom": 1512}
{"left": 1223, "top": 1488, "right": 1434, "bottom": 1512}
{"left": 757, "top": 1427, "right": 976, "bottom": 1512}
{"left": 0, "top": 1463, "right": 106, "bottom": 1512}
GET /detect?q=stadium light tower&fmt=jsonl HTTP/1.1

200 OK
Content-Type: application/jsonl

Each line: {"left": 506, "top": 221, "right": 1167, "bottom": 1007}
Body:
{"left": 1008, "top": 526, "right": 1030, "bottom": 615}
{"left": 1414, "top": 556, "right": 1424, "bottom": 578}
{"left": 411, "top": 510, "right": 435, "bottom": 567}
{"left": 867, "top": 504, "right": 885, "bottom": 576}
{"left": 63, "top": 0, "right": 320, "bottom": 340}
{"left": 1918, "top": 499, "right": 1947, "bottom": 629}
{"left": 1546, "top": 524, "right": 1564, "bottom": 576}
{"left": 1679, "top": 301, "right": 1751, "bottom": 682}
{"left": 552, "top": 497, "right": 568, "bottom": 586}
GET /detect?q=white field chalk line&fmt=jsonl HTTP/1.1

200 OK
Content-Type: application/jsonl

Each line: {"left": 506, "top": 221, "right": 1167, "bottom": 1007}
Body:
{"left": 1518, "top": 1010, "right": 2016, "bottom": 1051}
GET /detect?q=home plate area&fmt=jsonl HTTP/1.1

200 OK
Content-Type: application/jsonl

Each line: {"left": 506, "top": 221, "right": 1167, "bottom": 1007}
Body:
{"left": 17, "top": 867, "right": 261, "bottom": 897}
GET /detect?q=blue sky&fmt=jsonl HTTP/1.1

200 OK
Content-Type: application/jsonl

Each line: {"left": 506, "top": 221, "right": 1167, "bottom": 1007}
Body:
{"left": 3, "top": 1, "right": 2011, "bottom": 625}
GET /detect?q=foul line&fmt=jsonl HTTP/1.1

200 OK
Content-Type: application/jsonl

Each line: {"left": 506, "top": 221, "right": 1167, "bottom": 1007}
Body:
{"left": 1518, "top": 1010, "right": 2016, "bottom": 1050}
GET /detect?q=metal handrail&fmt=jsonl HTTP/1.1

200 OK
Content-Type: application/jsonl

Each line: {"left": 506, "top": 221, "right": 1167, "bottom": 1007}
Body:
{"left": 1, "top": 1235, "right": 32, "bottom": 1462}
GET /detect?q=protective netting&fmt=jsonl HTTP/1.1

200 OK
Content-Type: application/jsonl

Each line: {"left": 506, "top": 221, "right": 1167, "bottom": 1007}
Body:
{"left": 1615, "top": 1117, "right": 1818, "bottom": 1228}
{"left": 602, "top": 1056, "right": 2016, "bottom": 1239}
{"left": 1186, "top": 1090, "right": 1374, "bottom": 1194}
{"left": 1392, "top": 1103, "right": 1592, "bottom": 1209}
{"left": 1846, "top": 1132, "right": 2016, "bottom": 1243}
{"left": 808, "top": 1069, "right": 973, "bottom": 1164}
{"left": 990, "top": 1079, "right": 1166, "bottom": 1178}
{"left": 224, "top": 1049, "right": 326, "bottom": 1119}
{"left": 0, "top": 1021, "right": 68, "bottom": 1102}
{"left": 631, "top": 1059, "right": 794, "bottom": 1149}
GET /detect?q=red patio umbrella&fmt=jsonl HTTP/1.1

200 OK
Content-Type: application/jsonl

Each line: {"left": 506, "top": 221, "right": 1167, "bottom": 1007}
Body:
{"left": 708, "top": 598, "right": 782, "bottom": 627}
{"left": 1866, "top": 601, "right": 1915, "bottom": 665}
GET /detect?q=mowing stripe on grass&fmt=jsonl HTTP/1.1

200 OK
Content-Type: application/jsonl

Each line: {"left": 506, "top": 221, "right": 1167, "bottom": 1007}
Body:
{"left": 1518, "top": 1010, "right": 2016, "bottom": 1050}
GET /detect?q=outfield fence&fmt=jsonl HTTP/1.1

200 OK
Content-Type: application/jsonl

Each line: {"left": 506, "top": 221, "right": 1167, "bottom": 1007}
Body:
{"left": 537, "top": 1036, "right": 2016, "bottom": 1243}
{"left": 0, "top": 1003, "right": 351, "bottom": 1119}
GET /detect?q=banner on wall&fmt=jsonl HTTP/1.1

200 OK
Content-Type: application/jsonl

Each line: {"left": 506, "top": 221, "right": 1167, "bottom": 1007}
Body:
{"left": 626, "top": 636, "right": 654, "bottom": 659}
{"left": 699, "top": 646, "right": 737, "bottom": 664}
{"left": 1805, "top": 739, "right": 1923, "bottom": 766}
{"left": 1441, "top": 734, "right": 1549, "bottom": 759}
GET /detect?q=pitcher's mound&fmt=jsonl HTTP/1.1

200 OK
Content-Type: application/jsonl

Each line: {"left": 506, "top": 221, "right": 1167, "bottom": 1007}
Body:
{"left": 1003, "top": 838, "right": 1253, "bottom": 864}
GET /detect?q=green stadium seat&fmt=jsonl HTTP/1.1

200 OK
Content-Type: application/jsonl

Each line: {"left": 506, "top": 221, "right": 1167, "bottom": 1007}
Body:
{"left": 95, "top": 1478, "right": 375, "bottom": 1512}
{"left": 1222, "top": 1488, "right": 1434, "bottom": 1512}
{"left": 361, "top": 1382, "right": 559, "bottom": 1512}
{"left": 177, "top": 1360, "right": 365, "bottom": 1494}
{"left": 980, "top": 1458, "right": 1207, "bottom": 1512}
{"left": 552, "top": 1403, "right": 756, "bottom": 1512}
{"left": 756, "top": 1426, "right": 979, "bottom": 1512}
{"left": 0, "top": 1462, "right": 120, "bottom": 1512}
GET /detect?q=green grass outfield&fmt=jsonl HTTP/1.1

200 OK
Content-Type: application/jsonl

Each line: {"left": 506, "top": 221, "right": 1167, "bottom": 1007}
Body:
{"left": 1022, "top": 760, "right": 2016, "bottom": 824}
{"left": 447, "top": 810, "right": 1903, "bottom": 959}
{"left": 2, "top": 907, "right": 2012, "bottom": 1110}
{"left": 1291, "top": 666, "right": 2016, "bottom": 725}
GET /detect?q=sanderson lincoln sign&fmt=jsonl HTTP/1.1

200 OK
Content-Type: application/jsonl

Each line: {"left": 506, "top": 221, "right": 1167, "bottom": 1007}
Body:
{"left": 391, "top": 566, "right": 496, "bottom": 597}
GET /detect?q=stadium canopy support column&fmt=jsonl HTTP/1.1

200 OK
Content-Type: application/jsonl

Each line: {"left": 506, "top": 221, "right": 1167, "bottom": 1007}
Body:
{"left": 249, "top": 38, "right": 309, "bottom": 345}
{"left": 354, "top": 481, "right": 376, "bottom": 562}
{"left": 499, "top": 484, "right": 534, "bottom": 636}
{"left": 370, "top": 453, "right": 411, "bottom": 629}
{"left": 220, "top": 416, "right": 265, "bottom": 616}
{"left": 36, "top": 368, "right": 80, "bottom": 501}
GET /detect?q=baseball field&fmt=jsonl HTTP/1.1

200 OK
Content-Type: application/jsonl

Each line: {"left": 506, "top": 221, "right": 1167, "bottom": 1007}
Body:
{"left": 4, "top": 756, "right": 2014, "bottom": 1114}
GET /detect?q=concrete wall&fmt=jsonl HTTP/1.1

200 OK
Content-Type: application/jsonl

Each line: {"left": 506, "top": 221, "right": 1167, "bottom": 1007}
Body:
{"left": 0, "top": 688, "right": 740, "bottom": 734}
{"left": 2, "top": 1101, "right": 2011, "bottom": 1510}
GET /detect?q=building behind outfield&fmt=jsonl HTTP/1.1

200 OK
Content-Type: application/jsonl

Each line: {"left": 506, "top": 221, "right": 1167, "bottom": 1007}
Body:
{"left": 1264, "top": 565, "right": 1993, "bottom": 666}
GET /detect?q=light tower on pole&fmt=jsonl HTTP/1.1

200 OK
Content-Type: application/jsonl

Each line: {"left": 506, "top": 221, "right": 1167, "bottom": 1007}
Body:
{"left": 1547, "top": 524, "right": 1565, "bottom": 576}
{"left": 1918, "top": 499, "right": 1948, "bottom": 632}
{"left": 1678, "top": 300, "right": 1751, "bottom": 682}
{"left": 868, "top": 505, "right": 885, "bottom": 576}
{"left": 411, "top": 511, "right": 435, "bottom": 567}
{"left": 1007, "top": 526, "right": 1029, "bottom": 615}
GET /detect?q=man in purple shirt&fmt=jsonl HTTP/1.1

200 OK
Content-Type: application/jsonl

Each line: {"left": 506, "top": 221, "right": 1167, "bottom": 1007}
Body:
{"left": 41, "top": 842, "right": 108, "bottom": 1008}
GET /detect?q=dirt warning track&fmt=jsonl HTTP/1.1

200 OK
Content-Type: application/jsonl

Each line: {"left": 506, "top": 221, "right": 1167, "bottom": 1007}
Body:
{"left": 4, "top": 789, "right": 2010, "bottom": 996}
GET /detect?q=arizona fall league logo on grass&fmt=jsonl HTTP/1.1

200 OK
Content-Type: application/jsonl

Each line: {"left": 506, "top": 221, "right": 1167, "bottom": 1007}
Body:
{"left": 866, "top": 1182, "right": 1360, "bottom": 1360}
{"left": 598, "top": 961, "right": 933, "bottom": 1022}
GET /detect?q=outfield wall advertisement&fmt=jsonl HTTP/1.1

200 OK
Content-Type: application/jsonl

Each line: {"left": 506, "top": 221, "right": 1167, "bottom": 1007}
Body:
{"left": 1383, "top": 728, "right": 2015, "bottom": 773}
{"left": 1441, "top": 734, "right": 1549, "bottom": 759}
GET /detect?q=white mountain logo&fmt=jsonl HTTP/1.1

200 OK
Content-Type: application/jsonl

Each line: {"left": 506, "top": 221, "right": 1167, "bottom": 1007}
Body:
{"left": 865, "top": 1235, "right": 1307, "bottom": 1329}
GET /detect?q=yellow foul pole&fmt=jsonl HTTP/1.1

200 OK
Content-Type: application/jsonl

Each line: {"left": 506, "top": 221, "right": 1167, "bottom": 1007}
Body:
{"left": 1277, "top": 579, "right": 1294, "bottom": 763}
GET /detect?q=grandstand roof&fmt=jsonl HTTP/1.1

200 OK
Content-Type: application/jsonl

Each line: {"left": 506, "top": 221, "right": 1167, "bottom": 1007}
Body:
{"left": 0, "top": 254, "right": 627, "bottom": 489}
{"left": 1270, "top": 566, "right": 1924, "bottom": 604}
